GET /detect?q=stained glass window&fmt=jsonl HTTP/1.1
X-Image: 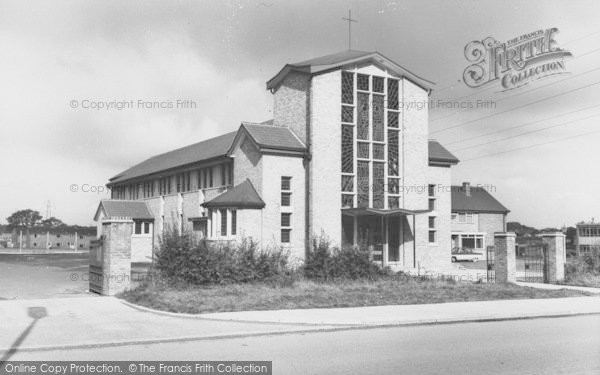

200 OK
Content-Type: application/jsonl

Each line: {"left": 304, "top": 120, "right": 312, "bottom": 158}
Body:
{"left": 372, "top": 95, "right": 384, "bottom": 142}
{"left": 342, "top": 71, "right": 354, "bottom": 104}
{"left": 357, "top": 92, "right": 369, "bottom": 140}
{"left": 373, "top": 162, "right": 385, "bottom": 209}
{"left": 388, "top": 130, "right": 399, "bottom": 176}
{"left": 357, "top": 74, "right": 369, "bottom": 91}
{"left": 341, "top": 105, "right": 353, "bottom": 123}
{"left": 341, "top": 175, "right": 354, "bottom": 192}
{"left": 373, "top": 144, "right": 385, "bottom": 160}
{"left": 388, "top": 79, "right": 399, "bottom": 110}
{"left": 388, "top": 196, "right": 400, "bottom": 209}
{"left": 388, "top": 111, "right": 399, "bottom": 128}
{"left": 358, "top": 142, "right": 370, "bottom": 159}
{"left": 357, "top": 161, "right": 369, "bottom": 208}
{"left": 388, "top": 178, "right": 399, "bottom": 194}
{"left": 341, "top": 125, "right": 354, "bottom": 173}
{"left": 342, "top": 194, "right": 354, "bottom": 209}
{"left": 373, "top": 76, "right": 384, "bottom": 93}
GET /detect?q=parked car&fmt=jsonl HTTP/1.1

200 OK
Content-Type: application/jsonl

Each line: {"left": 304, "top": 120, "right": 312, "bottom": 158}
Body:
{"left": 451, "top": 247, "right": 483, "bottom": 262}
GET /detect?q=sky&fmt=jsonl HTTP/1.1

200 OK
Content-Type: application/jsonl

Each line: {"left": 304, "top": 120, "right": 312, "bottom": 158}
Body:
{"left": 0, "top": 0, "right": 598, "bottom": 228}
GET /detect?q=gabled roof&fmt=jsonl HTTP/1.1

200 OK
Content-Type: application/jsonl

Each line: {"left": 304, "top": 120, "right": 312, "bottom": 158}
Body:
{"left": 108, "top": 131, "right": 237, "bottom": 185}
{"left": 94, "top": 200, "right": 155, "bottom": 221}
{"left": 429, "top": 140, "right": 459, "bottom": 165}
{"left": 266, "top": 50, "right": 435, "bottom": 92}
{"left": 202, "top": 179, "right": 265, "bottom": 209}
{"left": 451, "top": 186, "right": 510, "bottom": 214}
{"left": 231, "top": 122, "right": 306, "bottom": 155}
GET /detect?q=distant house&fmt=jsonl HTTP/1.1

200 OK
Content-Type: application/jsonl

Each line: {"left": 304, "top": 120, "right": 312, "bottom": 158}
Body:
{"left": 7, "top": 226, "right": 96, "bottom": 250}
{"left": 575, "top": 221, "right": 600, "bottom": 257}
{"left": 451, "top": 182, "right": 510, "bottom": 259}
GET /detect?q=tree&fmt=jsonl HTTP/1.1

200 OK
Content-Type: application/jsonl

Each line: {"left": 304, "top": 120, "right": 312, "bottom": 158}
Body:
{"left": 41, "top": 217, "right": 65, "bottom": 228}
{"left": 6, "top": 209, "right": 42, "bottom": 229}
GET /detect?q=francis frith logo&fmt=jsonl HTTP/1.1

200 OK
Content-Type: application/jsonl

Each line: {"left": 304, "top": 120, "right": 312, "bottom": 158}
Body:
{"left": 463, "top": 28, "right": 572, "bottom": 91}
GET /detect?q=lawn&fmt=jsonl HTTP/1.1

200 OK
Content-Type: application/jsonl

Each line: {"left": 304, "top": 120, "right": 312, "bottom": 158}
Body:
{"left": 119, "top": 277, "right": 594, "bottom": 314}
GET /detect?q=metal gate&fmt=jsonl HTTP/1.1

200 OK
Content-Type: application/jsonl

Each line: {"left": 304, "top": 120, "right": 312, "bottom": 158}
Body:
{"left": 89, "top": 237, "right": 104, "bottom": 294}
{"left": 486, "top": 245, "right": 495, "bottom": 283}
{"left": 517, "top": 244, "right": 549, "bottom": 283}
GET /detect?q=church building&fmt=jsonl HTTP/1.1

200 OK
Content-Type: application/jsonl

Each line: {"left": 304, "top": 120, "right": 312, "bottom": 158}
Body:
{"left": 96, "top": 50, "right": 460, "bottom": 271}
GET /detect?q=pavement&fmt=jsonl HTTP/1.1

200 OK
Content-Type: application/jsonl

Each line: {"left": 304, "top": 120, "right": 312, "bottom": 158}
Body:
{"left": 1, "top": 295, "right": 599, "bottom": 355}
{"left": 0, "top": 249, "right": 89, "bottom": 254}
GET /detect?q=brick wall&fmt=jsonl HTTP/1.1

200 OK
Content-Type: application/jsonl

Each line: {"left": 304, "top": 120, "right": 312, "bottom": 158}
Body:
{"left": 479, "top": 213, "right": 506, "bottom": 248}
{"left": 273, "top": 71, "right": 311, "bottom": 144}
{"left": 232, "top": 135, "right": 263, "bottom": 194}
{"left": 131, "top": 235, "right": 153, "bottom": 262}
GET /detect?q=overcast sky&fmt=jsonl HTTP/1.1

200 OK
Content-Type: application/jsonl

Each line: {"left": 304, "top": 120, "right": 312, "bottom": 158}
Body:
{"left": 1, "top": 0, "right": 599, "bottom": 228}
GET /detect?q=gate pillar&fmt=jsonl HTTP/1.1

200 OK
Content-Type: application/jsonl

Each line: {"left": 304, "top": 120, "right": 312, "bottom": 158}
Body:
{"left": 494, "top": 232, "right": 517, "bottom": 283}
{"left": 89, "top": 219, "right": 133, "bottom": 295}
{"left": 541, "top": 232, "right": 566, "bottom": 283}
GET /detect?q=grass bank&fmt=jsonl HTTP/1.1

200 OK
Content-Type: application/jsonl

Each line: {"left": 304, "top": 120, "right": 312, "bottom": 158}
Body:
{"left": 119, "top": 278, "right": 594, "bottom": 314}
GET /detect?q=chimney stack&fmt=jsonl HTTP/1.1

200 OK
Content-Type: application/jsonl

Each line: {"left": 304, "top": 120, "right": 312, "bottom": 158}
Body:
{"left": 463, "top": 182, "right": 471, "bottom": 197}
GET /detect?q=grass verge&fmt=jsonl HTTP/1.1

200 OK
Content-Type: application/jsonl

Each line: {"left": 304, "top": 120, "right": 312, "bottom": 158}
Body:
{"left": 119, "top": 278, "right": 594, "bottom": 314}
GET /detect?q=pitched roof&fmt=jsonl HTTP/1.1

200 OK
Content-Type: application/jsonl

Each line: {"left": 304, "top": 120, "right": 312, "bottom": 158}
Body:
{"left": 429, "top": 140, "right": 459, "bottom": 165}
{"left": 451, "top": 186, "right": 509, "bottom": 214}
{"left": 202, "top": 179, "right": 265, "bottom": 209}
{"left": 109, "top": 131, "right": 237, "bottom": 184}
{"left": 266, "top": 50, "right": 435, "bottom": 91}
{"left": 240, "top": 123, "right": 306, "bottom": 152}
{"left": 94, "top": 200, "right": 155, "bottom": 221}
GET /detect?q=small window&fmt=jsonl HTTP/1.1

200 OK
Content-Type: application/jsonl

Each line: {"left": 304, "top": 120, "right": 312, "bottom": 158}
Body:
{"left": 372, "top": 76, "right": 384, "bottom": 93}
{"left": 281, "top": 213, "right": 291, "bottom": 227}
{"left": 220, "top": 209, "right": 227, "bottom": 236}
{"left": 231, "top": 210, "right": 237, "bottom": 236}
{"left": 144, "top": 222, "right": 150, "bottom": 234}
{"left": 428, "top": 198, "right": 435, "bottom": 211}
{"left": 429, "top": 217, "right": 435, "bottom": 229}
{"left": 428, "top": 184, "right": 436, "bottom": 197}
{"left": 281, "top": 176, "right": 292, "bottom": 191}
{"left": 135, "top": 221, "right": 142, "bottom": 235}
{"left": 458, "top": 213, "right": 466, "bottom": 223}
{"left": 357, "top": 74, "right": 369, "bottom": 91}
{"left": 451, "top": 213, "right": 457, "bottom": 220}
{"left": 79, "top": 244, "right": 83, "bottom": 248}
{"left": 56, "top": 243, "right": 61, "bottom": 247}
{"left": 281, "top": 229, "right": 291, "bottom": 243}
{"left": 209, "top": 168, "right": 214, "bottom": 187}
{"left": 281, "top": 192, "right": 291, "bottom": 206}
{"left": 428, "top": 231, "right": 436, "bottom": 243}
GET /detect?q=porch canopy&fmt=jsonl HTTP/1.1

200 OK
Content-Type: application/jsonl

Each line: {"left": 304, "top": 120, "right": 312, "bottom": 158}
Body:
{"left": 341, "top": 207, "right": 430, "bottom": 217}
{"left": 341, "top": 207, "right": 430, "bottom": 268}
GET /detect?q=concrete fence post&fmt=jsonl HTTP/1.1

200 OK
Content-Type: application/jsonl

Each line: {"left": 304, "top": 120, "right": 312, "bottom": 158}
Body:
{"left": 494, "top": 232, "right": 517, "bottom": 283}
{"left": 97, "top": 219, "right": 133, "bottom": 295}
{"left": 541, "top": 232, "right": 566, "bottom": 283}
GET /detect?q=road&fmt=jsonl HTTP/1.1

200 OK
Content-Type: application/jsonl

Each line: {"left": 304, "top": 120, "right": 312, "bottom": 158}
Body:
{"left": 0, "top": 253, "right": 90, "bottom": 299}
{"left": 8, "top": 315, "right": 600, "bottom": 374}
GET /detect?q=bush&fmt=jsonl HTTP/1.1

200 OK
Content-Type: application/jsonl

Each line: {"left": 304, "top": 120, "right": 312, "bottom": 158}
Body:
{"left": 154, "top": 226, "right": 293, "bottom": 285}
{"left": 564, "top": 254, "right": 600, "bottom": 287}
{"left": 303, "top": 236, "right": 390, "bottom": 281}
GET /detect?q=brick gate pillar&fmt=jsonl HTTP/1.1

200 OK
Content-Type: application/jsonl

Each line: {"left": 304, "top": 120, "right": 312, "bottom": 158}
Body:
{"left": 494, "top": 232, "right": 516, "bottom": 283}
{"left": 96, "top": 219, "right": 133, "bottom": 295}
{"left": 541, "top": 232, "right": 566, "bottom": 283}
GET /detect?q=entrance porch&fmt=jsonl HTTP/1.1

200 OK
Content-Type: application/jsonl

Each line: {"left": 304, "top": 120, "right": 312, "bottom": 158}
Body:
{"left": 341, "top": 208, "right": 430, "bottom": 269}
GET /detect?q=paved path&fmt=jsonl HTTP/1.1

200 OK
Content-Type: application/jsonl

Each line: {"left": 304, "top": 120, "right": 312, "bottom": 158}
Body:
{"left": 1, "top": 295, "right": 599, "bottom": 354}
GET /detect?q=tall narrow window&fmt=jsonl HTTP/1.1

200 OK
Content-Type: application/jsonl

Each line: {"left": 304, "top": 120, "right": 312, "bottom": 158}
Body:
{"left": 220, "top": 209, "right": 227, "bottom": 236}
{"left": 372, "top": 94, "right": 384, "bottom": 142}
{"left": 357, "top": 93, "right": 369, "bottom": 140}
{"left": 221, "top": 165, "right": 226, "bottom": 186}
{"left": 231, "top": 210, "right": 237, "bottom": 236}
{"left": 373, "top": 162, "right": 385, "bottom": 209}
{"left": 372, "top": 76, "right": 384, "bottom": 93}
{"left": 388, "top": 130, "right": 399, "bottom": 176}
{"left": 209, "top": 168, "right": 213, "bottom": 187}
{"left": 281, "top": 193, "right": 291, "bottom": 206}
{"left": 357, "top": 161, "right": 369, "bottom": 208}
{"left": 357, "top": 74, "right": 369, "bottom": 91}
{"left": 341, "top": 126, "right": 354, "bottom": 173}
{"left": 281, "top": 176, "right": 292, "bottom": 191}
{"left": 341, "top": 72, "right": 354, "bottom": 104}
{"left": 387, "top": 79, "right": 399, "bottom": 110}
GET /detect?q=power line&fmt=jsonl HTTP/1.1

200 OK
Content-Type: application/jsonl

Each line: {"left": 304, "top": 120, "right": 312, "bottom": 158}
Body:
{"left": 444, "top": 103, "right": 600, "bottom": 146}
{"left": 450, "top": 112, "right": 600, "bottom": 152}
{"left": 431, "top": 66, "right": 600, "bottom": 124}
{"left": 430, "top": 79, "right": 600, "bottom": 134}
{"left": 460, "top": 129, "right": 600, "bottom": 162}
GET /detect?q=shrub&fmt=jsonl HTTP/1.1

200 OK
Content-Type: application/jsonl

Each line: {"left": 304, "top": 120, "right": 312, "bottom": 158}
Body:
{"left": 154, "top": 226, "right": 293, "bottom": 285}
{"left": 303, "top": 236, "right": 390, "bottom": 281}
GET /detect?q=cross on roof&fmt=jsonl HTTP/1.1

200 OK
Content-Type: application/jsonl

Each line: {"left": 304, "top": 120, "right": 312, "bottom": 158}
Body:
{"left": 342, "top": 10, "right": 358, "bottom": 50}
